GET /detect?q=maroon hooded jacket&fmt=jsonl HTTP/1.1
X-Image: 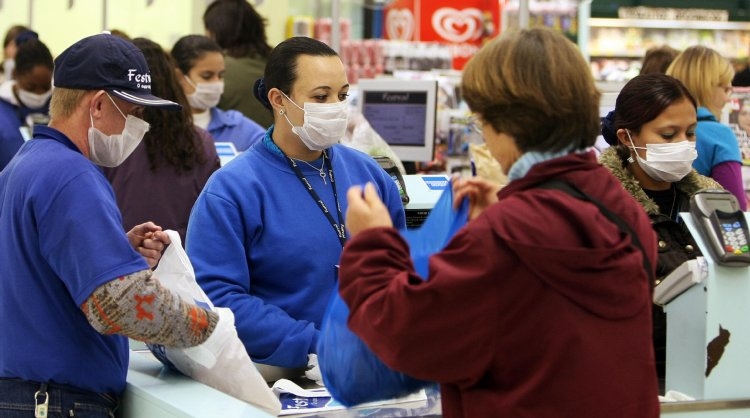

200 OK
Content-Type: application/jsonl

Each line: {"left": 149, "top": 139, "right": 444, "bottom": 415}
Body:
{"left": 339, "top": 151, "right": 660, "bottom": 418}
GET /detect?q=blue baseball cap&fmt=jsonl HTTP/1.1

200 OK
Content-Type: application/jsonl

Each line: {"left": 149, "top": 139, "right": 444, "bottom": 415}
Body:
{"left": 53, "top": 33, "right": 180, "bottom": 110}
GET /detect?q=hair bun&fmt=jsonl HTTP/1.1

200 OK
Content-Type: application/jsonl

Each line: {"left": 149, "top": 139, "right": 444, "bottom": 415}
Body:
{"left": 253, "top": 77, "right": 272, "bottom": 111}
{"left": 15, "top": 30, "right": 39, "bottom": 47}
{"left": 600, "top": 110, "right": 619, "bottom": 145}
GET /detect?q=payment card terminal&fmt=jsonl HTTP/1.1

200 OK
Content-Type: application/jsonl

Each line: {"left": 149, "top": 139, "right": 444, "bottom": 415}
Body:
{"left": 373, "top": 156, "right": 410, "bottom": 205}
{"left": 689, "top": 189, "right": 750, "bottom": 267}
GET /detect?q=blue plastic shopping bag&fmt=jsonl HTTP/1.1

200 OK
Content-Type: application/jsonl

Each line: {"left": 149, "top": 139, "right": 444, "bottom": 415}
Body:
{"left": 318, "top": 180, "right": 469, "bottom": 406}
{"left": 400, "top": 181, "right": 470, "bottom": 277}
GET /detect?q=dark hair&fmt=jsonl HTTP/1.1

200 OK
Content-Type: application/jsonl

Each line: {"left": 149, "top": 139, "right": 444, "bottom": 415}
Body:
{"left": 131, "top": 37, "right": 205, "bottom": 173}
{"left": 203, "top": 0, "right": 271, "bottom": 59}
{"left": 171, "top": 35, "right": 223, "bottom": 75}
{"left": 639, "top": 45, "right": 679, "bottom": 75}
{"left": 462, "top": 27, "right": 600, "bottom": 153}
{"left": 14, "top": 38, "right": 53, "bottom": 75}
{"left": 254, "top": 36, "right": 339, "bottom": 111}
{"left": 108, "top": 29, "right": 131, "bottom": 41}
{"left": 3, "top": 25, "right": 28, "bottom": 48}
{"left": 601, "top": 73, "right": 697, "bottom": 146}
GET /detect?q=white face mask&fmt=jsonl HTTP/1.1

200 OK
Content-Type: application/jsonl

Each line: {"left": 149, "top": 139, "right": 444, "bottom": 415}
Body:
{"left": 3, "top": 58, "right": 14, "bottom": 78}
{"left": 88, "top": 93, "right": 150, "bottom": 167}
{"left": 281, "top": 91, "right": 349, "bottom": 151}
{"left": 626, "top": 130, "right": 697, "bottom": 183}
{"left": 184, "top": 75, "right": 224, "bottom": 110}
{"left": 17, "top": 88, "right": 52, "bottom": 109}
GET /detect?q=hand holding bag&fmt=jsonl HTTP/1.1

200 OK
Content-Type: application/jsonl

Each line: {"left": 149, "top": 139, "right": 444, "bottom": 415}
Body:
{"left": 317, "top": 182, "right": 469, "bottom": 406}
{"left": 147, "top": 230, "right": 281, "bottom": 416}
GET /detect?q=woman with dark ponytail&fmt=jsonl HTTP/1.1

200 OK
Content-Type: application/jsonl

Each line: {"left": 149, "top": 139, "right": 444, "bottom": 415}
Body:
{"left": 186, "top": 36, "right": 406, "bottom": 382}
{"left": 599, "top": 73, "right": 720, "bottom": 391}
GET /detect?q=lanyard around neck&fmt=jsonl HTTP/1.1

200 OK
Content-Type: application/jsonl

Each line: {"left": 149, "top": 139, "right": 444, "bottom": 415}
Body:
{"left": 283, "top": 150, "right": 347, "bottom": 247}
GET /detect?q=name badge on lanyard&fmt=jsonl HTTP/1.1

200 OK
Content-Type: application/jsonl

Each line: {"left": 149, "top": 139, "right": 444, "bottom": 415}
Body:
{"left": 285, "top": 150, "right": 347, "bottom": 247}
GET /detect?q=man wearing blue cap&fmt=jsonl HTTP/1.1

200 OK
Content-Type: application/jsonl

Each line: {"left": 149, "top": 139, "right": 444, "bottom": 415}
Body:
{"left": 0, "top": 33, "right": 228, "bottom": 417}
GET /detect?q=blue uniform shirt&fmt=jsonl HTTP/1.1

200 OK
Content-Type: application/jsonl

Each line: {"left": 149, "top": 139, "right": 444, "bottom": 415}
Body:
{"left": 0, "top": 126, "right": 147, "bottom": 394}
{"left": 0, "top": 98, "right": 25, "bottom": 171}
{"left": 207, "top": 107, "right": 265, "bottom": 152}
{"left": 187, "top": 127, "right": 406, "bottom": 368}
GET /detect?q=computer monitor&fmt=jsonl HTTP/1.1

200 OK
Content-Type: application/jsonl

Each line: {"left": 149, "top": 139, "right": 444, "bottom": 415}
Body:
{"left": 357, "top": 78, "right": 437, "bottom": 163}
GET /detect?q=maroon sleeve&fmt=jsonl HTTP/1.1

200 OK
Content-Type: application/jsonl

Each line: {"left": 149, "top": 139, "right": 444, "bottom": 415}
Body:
{"left": 711, "top": 161, "right": 747, "bottom": 211}
{"left": 338, "top": 226, "right": 498, "bottom": 386}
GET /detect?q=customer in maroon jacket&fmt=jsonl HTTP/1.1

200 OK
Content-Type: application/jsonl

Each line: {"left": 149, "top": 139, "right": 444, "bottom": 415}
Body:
{"left": 338, "top": 27, "right": 660, "bottom": 418}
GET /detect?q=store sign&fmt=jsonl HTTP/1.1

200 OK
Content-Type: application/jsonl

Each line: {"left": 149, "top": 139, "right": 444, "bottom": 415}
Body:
{"left": 431, "top": 7, "right": 484, "bottom": 43}
{"left": 385, "top": 8, "right": 416, "bottom": 40}
{"left": 384, "top": 0, "right": 499, "bottom": 70}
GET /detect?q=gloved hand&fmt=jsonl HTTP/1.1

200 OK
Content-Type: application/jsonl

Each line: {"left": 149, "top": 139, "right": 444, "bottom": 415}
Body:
{"left": 181, "top": 307, "right": 235, "bottom": 369}
{"left": 305, "top": 353, "right": 324, "bottom": 386}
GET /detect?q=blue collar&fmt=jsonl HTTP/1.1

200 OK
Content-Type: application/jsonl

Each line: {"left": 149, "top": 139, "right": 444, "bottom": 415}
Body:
{"left": 507, "top": 147, "right": 580, "bottom": 182}
{"left": 31, "top": 125, "right": 83, "bottom": 154}
{"left": 262, "top": 125, "right": 285, "bottom": 157}
{"left": 696, "top": 106, "right": 716, "bottom": 121}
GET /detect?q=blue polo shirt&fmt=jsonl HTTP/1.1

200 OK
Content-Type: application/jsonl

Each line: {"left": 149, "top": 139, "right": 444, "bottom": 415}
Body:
{"left": 0, "top": 98, "right": 24, "bottom": 171}
{"left": 0, "top": 126, "right": 147, "bottom": 394}
{"left": 695, "top": 107, "right": 742, "bottom": 175}
{"left": 207, "top": 107, "right": 265, "bottom": 151}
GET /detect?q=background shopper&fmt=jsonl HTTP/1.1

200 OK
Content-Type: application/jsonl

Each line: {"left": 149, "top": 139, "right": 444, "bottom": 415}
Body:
{"left": 203, "top": 0, "right": 273, "bottom": 128}
{"left": 667, "top": 45, "right": 747, "bottom": 210}
{"left": 600, "top": 72, "right": 722, "bottom": 391}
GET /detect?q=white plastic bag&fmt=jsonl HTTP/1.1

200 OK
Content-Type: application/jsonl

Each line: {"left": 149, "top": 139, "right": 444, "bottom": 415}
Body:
{"left": 149, "top": 230, "right": 281, "bottom": 416}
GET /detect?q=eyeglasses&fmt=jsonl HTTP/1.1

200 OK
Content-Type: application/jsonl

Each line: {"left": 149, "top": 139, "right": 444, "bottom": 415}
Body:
{"left": 468, "top": 115, "right": 483, "bottom": 135}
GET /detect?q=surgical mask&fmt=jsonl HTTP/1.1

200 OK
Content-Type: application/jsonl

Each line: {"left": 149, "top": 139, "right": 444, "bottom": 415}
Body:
{"left": 184, "top": 76, "right": 223, "bottom": 110}
{"left": 3, "top": 59, "right": 14, "bottom": 79}
{"left": 88, "top": 93, "right": 150, "bottom": 167}
{"left": 626, "top": 130, "right": 697, "bottom": 183}
{"left": 281, "top": 91, "right": 349, "bottom": 151}
{"left": 17, "top": 88, "right": 52, "bottom": 109}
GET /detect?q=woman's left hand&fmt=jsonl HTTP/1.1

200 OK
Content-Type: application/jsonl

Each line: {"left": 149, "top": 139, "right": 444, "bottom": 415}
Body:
{"left": 345, "top": 182, "right": 393, "bottom": 238}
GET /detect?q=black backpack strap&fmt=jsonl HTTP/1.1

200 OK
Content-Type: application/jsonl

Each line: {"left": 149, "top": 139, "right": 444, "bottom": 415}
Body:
{"left": 534, "top": 179, "right": 655, "bottom": 283}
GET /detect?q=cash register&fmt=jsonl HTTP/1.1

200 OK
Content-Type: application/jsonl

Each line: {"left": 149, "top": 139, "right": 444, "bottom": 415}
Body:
{"left": 402, "top": 174, "right": 449, "bottom": 229}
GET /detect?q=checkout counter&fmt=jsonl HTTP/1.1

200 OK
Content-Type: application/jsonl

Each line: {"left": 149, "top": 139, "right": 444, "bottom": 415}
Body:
{"left": 121, "top": 350, "right": 272, "bottom": 418}
{"left": 657, "top": 190, "right": 750, "bottom": 417}
{"left": 120, "top": 189, "right": 750, "bottom": 417}
{"left": 402, "top": 174, "right": 450, "bottom": 229}
{"left": 119, "top": 174, "right": 449, "bottom": 417}
{"left": 122, "top": 345, "right": 441, "bottom": 417}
